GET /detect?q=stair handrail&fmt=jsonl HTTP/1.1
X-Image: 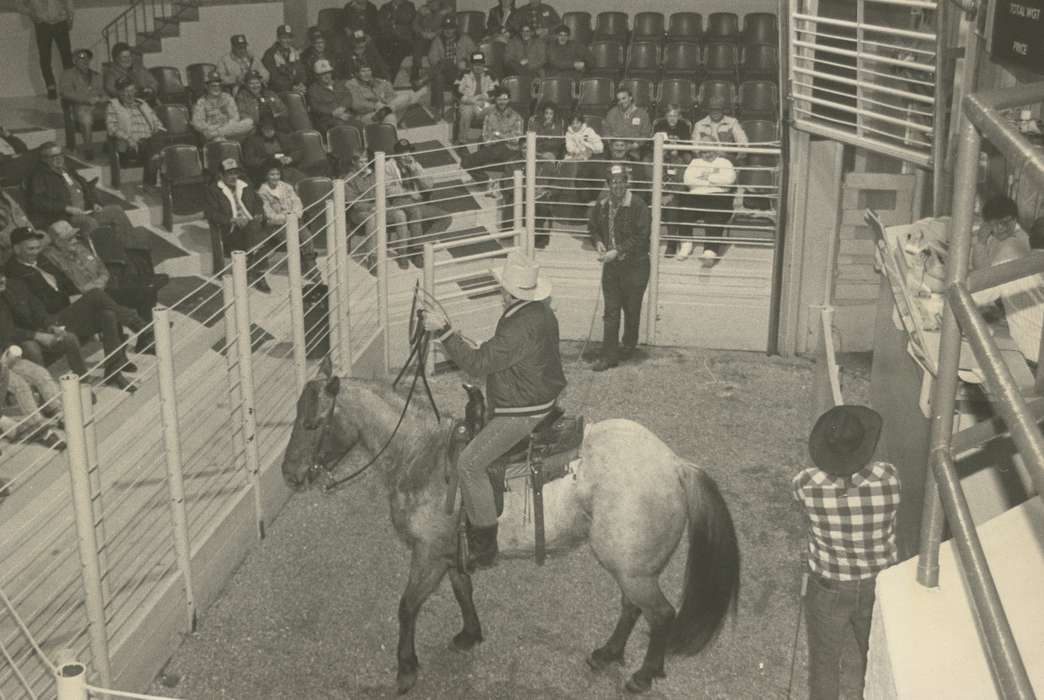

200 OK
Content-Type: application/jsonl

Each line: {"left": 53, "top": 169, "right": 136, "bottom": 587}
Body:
{"left": 918, "top": 81, "right": 1044, "bottom": 700}
{"left": 98, "top": 0, "right": 196, "bottom": 65}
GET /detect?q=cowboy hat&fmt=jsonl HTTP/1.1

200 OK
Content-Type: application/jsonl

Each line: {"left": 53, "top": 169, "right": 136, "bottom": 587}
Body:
{"left": 491, "top": 251, "right": 551, "bottom": 301}
{"left": 808, "top": 405, "right": 882, "bottom": 477}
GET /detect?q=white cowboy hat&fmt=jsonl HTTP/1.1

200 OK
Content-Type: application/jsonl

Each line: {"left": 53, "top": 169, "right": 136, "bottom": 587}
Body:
{"left": 490, "top": 251, "right": 552, "bottom": 301}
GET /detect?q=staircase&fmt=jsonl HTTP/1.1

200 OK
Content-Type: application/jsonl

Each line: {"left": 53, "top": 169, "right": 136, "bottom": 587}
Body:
{"left": 99, "top": 0, "right": 201, "bottom": 61}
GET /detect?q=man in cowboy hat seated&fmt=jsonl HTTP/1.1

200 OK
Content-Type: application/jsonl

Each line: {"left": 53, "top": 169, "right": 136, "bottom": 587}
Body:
{"left": 793, "top": 405, "right": 901, "bottom": 700}
{"left": 422, "top": 251, "right": 566, "bottom": 569}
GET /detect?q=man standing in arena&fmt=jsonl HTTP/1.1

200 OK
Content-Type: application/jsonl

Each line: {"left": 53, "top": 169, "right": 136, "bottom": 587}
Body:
{"left": 587, "top": 165, "right": 650, "bottom": 371}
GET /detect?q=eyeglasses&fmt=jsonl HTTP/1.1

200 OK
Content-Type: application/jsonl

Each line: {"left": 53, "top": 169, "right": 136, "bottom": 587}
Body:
{"left": 45, "top": 151, "right": 64, "bottom": 159}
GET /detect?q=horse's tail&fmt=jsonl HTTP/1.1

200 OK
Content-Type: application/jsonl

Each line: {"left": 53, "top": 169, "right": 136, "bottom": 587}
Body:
{"left": 668, "top": 463, "right": 741, "bottom": 655}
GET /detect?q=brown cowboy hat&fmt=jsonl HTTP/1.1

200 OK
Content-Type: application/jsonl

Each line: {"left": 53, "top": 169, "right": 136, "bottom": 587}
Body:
{"left": 808, "top": 405, "right": 882, "bottom": 477}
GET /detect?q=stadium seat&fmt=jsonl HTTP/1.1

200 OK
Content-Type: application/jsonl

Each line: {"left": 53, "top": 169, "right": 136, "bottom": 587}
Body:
{"left": 697, "top": 80, "right": 739, "bottom": 116}
{"left": 743, "top": 13, "right": 779, "bottom": 45}
{"left": 317, "top": 7, "right": 346, "bottom": 33}
{"left": 703, "top": 42, "right": 739, "bottom": 81}
{"left": 581, "top": 113, "right": 604, "bottom": 135}
{"left": 561, "top": 12, "right": 593, "bottom": 46}
{"left": 738, "top": 165, "right": 776, "bottom": 211}
{"left": 656, "top": 78, "right": 697, "bottom": 118}
{"left": 500, "top": 75, "right": 534, "bottom": 119}
{"left": 203, "top": 140, "right": 242, "bottom": 175}
{"left": 108, "top": 134, "right": 144, "bottom": 188}
{"left": 588, "top": 40, "right": 626, "bottom": 80}
{"left": 741, "top": 119, "right": 780, "bottom": 144}
{"left": 364, "top": 122, "right": 398, "bottom": 156}
{"left": 479, "top": 41, "right": 506, "bottom": 79}
{"left": 160, "top": 144, "right": 206, "bottom": 233}
{"left": 593, "top": 12, "right": 629, "bottom": 43}
{"left": 706, "top": 13, "right": 741, "bottom": 43}
{"left": 625, "top": 42, "right": 661, "bottom": 80}
{"left": 281, "top": 92, "right": 314, "bottom": 132}
{"left": 738, "top": 80, "right": 779, "bottom": 120}
{"left": 327, "top": 124, "right": 364, "bottom": 170}
{"left": 534, "top": 76, "right": 577, "bottom": 110}
{"left": 186, "top": 63, "right": 217, "bottom": 101}
{"left": 662, "top": 41, "right": 702, "bottom": 80}
{"left": 741, "top": 44, "right": 779, "bottom": 82}
{"left": 616, "top": 77, "right": 655, "bottom": 110}
{"left": 456, "top": 11, "right": 485, "bottom": 43}
{"left": 149, "top": 66, "right": 190, "bottom": 105}
{"left": 667, "top": 12, "right": 702, "bottom": 42}
{"left": 290, "top": 130, "right": 332, "bottom": 175}
{"left": 577, "top": 77, "right": 615, "bottom": 113}
{"left": 632, "top": 12, "right": 666, "bottom": 44}
{"left": 155, "top": 103, "right": 197, "bottom": 146}
{"left": 297, "top": 176, "right": 334, "bottom": 241}
{"left": 60, "top": 98, "right": 106, "bottom": 151}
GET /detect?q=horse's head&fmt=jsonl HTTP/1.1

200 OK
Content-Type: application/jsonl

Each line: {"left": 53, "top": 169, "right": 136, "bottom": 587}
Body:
{"left": 281, "top": 359, "right": 357, "bottom": 490}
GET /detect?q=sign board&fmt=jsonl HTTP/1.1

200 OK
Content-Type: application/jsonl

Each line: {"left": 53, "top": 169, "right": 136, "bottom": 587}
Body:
{"left": 990, "top": 0, "right": 1044, "bottom": 74}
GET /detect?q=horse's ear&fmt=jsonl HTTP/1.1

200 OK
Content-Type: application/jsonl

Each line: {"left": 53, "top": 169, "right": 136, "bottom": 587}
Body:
{"left": 324, "top": 376, "right": 341, "bottom": 397}
{"left": 319, "top": 355, "right": 333, "bottom": 378}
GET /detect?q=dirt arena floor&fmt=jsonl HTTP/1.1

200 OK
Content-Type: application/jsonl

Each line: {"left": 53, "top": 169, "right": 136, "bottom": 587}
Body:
{"left": 149, "top": 345, "right": 873, "bottom": 699}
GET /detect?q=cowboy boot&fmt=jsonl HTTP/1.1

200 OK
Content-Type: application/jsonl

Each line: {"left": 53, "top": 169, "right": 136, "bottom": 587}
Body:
{"left": 467, "top": 523, "right": 499, "bottom": 571}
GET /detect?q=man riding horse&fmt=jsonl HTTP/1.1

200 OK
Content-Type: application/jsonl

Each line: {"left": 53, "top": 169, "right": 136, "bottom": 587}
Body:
{"left": 422, "top": 251, "right": 566, "bottom": 570}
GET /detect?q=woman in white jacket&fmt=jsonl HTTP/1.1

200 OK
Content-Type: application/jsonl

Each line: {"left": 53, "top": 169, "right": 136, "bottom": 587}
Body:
{"left": 561, "top": 112, "right": 604, "bottom": 220}
{"left": 679, "top": 149, "right": 736, "bottom": 263}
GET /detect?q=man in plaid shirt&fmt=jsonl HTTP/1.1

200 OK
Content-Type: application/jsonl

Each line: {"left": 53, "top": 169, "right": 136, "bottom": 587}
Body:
{"left": 793, "top": 404, "right": 901, "bottom": 700}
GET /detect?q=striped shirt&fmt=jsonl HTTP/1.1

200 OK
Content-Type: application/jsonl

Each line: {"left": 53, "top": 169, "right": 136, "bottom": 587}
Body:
{"left": 792, "top": 460, "right": 901, "bottom": 581}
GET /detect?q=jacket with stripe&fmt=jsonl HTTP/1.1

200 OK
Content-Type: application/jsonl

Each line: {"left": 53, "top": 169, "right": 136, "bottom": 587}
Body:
{"left": 438, "top": 298, "right": 566, "bottom": 416}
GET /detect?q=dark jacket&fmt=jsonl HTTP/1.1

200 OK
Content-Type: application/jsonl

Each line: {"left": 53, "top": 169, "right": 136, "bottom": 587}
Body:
{"left": 588, "top": 190, "right": 651, "bottom": 262}
{"left": 262, "top": 44, "right": 307, "bottom": 94}
{"left": 439, "top": 299, "right": 566, "bottom": 416}
{"left": 377, "top": 0, "right": 418, "bottom": 41}
{"left": 344, "top": 0, "right": 380, "bottom": 35}
{"left": 4, "top": 257, "right": 72, "bottom": 318}
{"left": 25, "top": 160, "right": 97, "bottom": 228}
{"left": 242, "top": 131, "right": 297, "bottom": 178}
{"left": 485, "top": 4, "right": 519, "bottom": 36}
{"left": 204, "top": 178, "right": 265, "bottom": 235}
{"left": 0, "top": 280, "right": 43, "bottom": 348}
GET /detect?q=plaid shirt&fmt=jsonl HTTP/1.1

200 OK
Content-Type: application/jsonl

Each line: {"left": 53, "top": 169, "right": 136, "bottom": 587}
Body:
{"left": 792, "top": 460, "right": 901, "bottom": 581}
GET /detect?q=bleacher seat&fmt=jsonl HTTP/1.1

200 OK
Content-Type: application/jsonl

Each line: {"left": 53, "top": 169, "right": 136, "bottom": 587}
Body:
{"left": 160, "top": 144, "right": 206, "bottom": 233}
{"left": 656, "top": 78, "right": 697, "bottom": 118}
{"left": 534, "top": 76, "right": 577, "bottom": 110}
{"left": 741, "top": 44, "right": 779, "bottom": 82}
{"left": 577, "top": 77, "right": 615, "bottom": 113}
{"left": 479, "top": 41, "right": 506, "bottom": 79}
{"left": 297, "top": 176, "right": 334, "bottom": 241}
{"left": 561, "top": 12, "right": 593, "bottom": 46}
{"left": 186, "top": 63, "right": 216, "bottom": 101}
{"left": 328, "top": 124, "right": 363, "bottom": 170}
{"left": 281, "top": 92, "right": 313, "bottom": 132}
{"left": 364, "top": 122, "right": 398, "bottom": 157}
{"left": 290, "top": 130, "right": 332, "bottom": 175}
{"left": 203, "top": 140, "right": 242, "bottom": 175}
{"left": 741, "top": 119, "right": 780, "bottom": 144}
{"left": 706, "top": 12, "right": 741, "bottom": 43}
{"left": 632, "top": 12, "right": 665, "bottom": 44}
{"left": 60, "top": 99, "right": 106, "bottom": 151}
{"left": 149, "top": 66, "right": 190, "bottom": 105}
{"left": 108, "top": 135, "right": 145, "bottom": 188}
{"left": 662, "top": 41, "right": 702, "bottom": 80}
{"left": 697, "top": 80, "right": 739, "bottom": 115}
{"left": 456, "top": 11, "right": 485, "bottom": 43}
{"left": 667, "top": 12, "right": 702, "bottom": 42}
{"left": 317, "top": 7, "right": 346, "bottom": 33}
{"left": 703, "top": 43, "right": 739, "bottom": 81}
{"left": 582, "top": 113, "right": 605, "bottom": 135}
{"left": 156, "top": 103, "right": 196, "bottom": 146}
{"left": 594, "top": 12, "right": 629, "bottom": 43}
{"left": 617, "top": 77, "right": 655, "bottom": 110}
{"left": 738, "top": 165, "right": 776, "bottom": 210}
{"left": 588, "top": 40, "right": 626, "bottom": 80}
{"left": 744, "top": 13, "right": 779, "bottom": 45}
{"left": 625, "top": 42, "right": 661, "bottom": 80}
{"left": 500, "top": 75, "right": 534, "bottom": 119}
{"left": 738, "top": 80, "right": 779, "bottom": 120}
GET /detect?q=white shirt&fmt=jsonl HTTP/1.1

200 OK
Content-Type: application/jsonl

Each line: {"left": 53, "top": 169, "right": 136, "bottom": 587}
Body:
{"left": 683, "top": 157, "right": 736, "bottom": 195}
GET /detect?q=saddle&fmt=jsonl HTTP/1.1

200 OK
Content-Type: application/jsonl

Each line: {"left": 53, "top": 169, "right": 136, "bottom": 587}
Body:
{"left": 446, "top": 385, "right": 584, "bottom": 567}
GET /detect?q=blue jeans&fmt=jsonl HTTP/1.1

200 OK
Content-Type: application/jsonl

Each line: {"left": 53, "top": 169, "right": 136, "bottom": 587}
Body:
{"left": 804, "top": 572, "right": 876, "bottom": 700}
{"left": 457, "top": 413, "right": 544, "bottom": 527}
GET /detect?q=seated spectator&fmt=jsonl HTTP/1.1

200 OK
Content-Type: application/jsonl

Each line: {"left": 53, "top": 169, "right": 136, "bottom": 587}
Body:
{"left": 192, "top": 72, "right": 254, "bottom": 142}
{"left": 377, "top": 0, "right": 418, "bottom": 82}
{"left": 505, "top": 24, "right": 546, "bottom": 77}
{"left": 544, "top": 25, "right": 586, "bottom": 77}
{"left": 219, "top": 34, "right": 268, "bottom": 90}
{"left": 972, "top": 195, "right": 1027, "bottom": 271}
{"left": 692, "top": 96, "right": 749, "bottom": 148}
{"left": 106, "top": 78, "right": 167, "bottom": 187}
{"left": 605, "top": 88, "right": 653, "bottom": 160}
{"left": 263, "top": 24, "right": 308, "bottom": 95}
{"left": 204, "top": 158, "right": 272, "bottom": 292}
{"left": 682, "top": 148, "right": 736, "bottom": 264}
{"left": 302, "top": 26, "right": 349, "bottom": 85}
{"left": 344, "top": 0, "right": 380, "bottom": 36}
{"left": 0, "top": 343, "right": 64, "bottom": 449}
{"left": 461, "top": 87, "right": 523, "bottom": 198}
{"left": 235, "top": 71, "right": 288, "bottom": 130}
{"left": 60, "top": 48, "right": 107, "bottom": 158}
{"left": 411, "top": 0, "right": 455, "bottom": 87}
{"left": 457, "top": 52, "right": 497, "bottom": 144}
{"left": 428, "top": 17, "right": 477, "bottom": 117}
{"left": 0, "top": 126, "right": 36, "bottom": 185}
{"left": 486, "top": 0, "right": 519, "bottom": 41}
{"left": 661, "top": 147, "right": 692, "bottom": 258}
{"left": 532, "top": 148, "right": 564, "bottom": 248}
{"left": 341, "top": 150, "right": 412, "bottom": 271}
{"left": 653, "top": 106, "right": 693, "bottom": 144}
{"left": 1, "top": 190, "right": 33, "bottom": 264}
{"left": 26, "top": 142, "right": 144, "bottom": 248}
{"left": 257, "top": 159, "right": 317, "bottom": 275}
{"left": 563, "top": 111, "right": 603, "bottom": 161}
{"left": 345, "top": 30, "right": 392, "bottom": 81}
{"left": 4, "top": 227, "right": 143, "bottom": 390}
{"left": 385, "top": 139, "right": 427, "bottom": 267}
{"left": 514, "top": 0, "right": 559, "bottom": 38}
{"left": 41, "top": 219, "right": 165, "bottom": 350}
{"left": 308, "top": 59, "right": 366, "bottom": 133}
{"left": 527, "top": 102, "right": 564, "bottom": 156}
{"left": 242, "top": 116, "right": 304, "bottom": 185}
{"left": 560, "top": 111, "right": 603, "bottom": 213}
{"left": 0, "top": 269, "right": 87, "bottom": 378}
{"left": 346, "top": 62, "right": 427, "bottom": 126}
{"left": 103, "top": 43, "right": 158, "bottom": 99}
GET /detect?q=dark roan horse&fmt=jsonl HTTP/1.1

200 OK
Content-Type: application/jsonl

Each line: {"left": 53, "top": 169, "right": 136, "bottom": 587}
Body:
{"left": 281, "top": 365, "right": 741, "bottom": 694}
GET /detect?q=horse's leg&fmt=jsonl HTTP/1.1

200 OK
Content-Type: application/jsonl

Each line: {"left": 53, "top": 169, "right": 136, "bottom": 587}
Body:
{"left": 586, "top": 593, "right": 641, "bottom": 671}
{"left": 397, "top": 545, "right": 449, "bottom": 694}
{"left": 617, "top": 574, "right": 676, "bottom": 694}
{"left": 447, "top": 568, "right": 483, "bottom": 650}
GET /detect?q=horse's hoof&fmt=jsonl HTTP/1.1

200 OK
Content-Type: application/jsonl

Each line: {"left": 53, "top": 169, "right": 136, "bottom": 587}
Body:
{"left": 586, "top": 647, "right": 624, "bottom": 672}
{"left": 397, "top": 658, "right": 419, "bottom": 694}
{"left": 450, "top": 629, "right": 483, "bottom": 651}
{"left": 624, "top": 673, "right": 653, "bottom": 694}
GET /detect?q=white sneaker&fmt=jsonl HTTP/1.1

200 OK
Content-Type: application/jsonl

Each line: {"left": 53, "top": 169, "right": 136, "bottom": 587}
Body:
{"left": 700, "top": 248, "right": 719, "bottom": 260}
{"left": 676, "top": 241, "right": 693, "bottom": 260}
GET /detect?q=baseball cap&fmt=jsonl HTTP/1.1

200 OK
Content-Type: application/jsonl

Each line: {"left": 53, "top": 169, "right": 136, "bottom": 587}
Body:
{"left": 231, "top": 34, "right": 248, "bottom": 47}
{"left": 470, "top": 52, "right": 485, "bottom": 64}
{"left": 244, "top": 70, "right": 264, "bottom": 83}
{"left": 219, "top": 157, "right": 242, "bottom": 173}
{"left": 73, "top": 48, "right": 93, "bottom": 61}
{"left": 607, "top": 165, "right": 628, "bottom": 181}
{"left": 393, "top": 138, "right": 415, "bottom": 154}
{"left": 307, "top": 26, "right": 323, "bottom": 41}
{"left": 313, "top": 59, "right": 334, "bottom": 75}
{"left": 707, "top": 95, "right": 727, "bottom": 110}
{"left": 555, "top": 25, "right": 570, "bottom": 35}
{"left": 205, "top": 71, "right": 222, "bottom": 84}
{"left": 441, "top": 16, "right": 456, "bottom": 28}
{"left": 277, "top": 24, "right": 294, "bottom": 38}
{"left": 10, "top": 227, "right": 45, "bottom": 246}
{"left": 114, "top": 77, "right": 134, "bottom": 91}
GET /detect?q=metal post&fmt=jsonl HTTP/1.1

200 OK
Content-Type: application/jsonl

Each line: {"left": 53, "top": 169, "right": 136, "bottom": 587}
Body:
{"left": 60, "top": 375, "right": 112, "bottom": 689}
{"left": 284, "top": 213, "right": 309, "bottom": 392}
{"left": 152, "top": 306, "right": 197, "bottom": 633}
{"left": 332, "top": 179, "right": 353, "bottom": 375}
{"left": 221, "top": 276, "right": 247, "bottom": 471}
{"left": 513, "top": 169, "right": 524, "bottom": 243}
{"left": 525, "top": 132, "right": 537, "bottom": 255}
{"left": 423, "top": 242, "right": 436, "bottom": 376}
{"left": 54, "top": 650, "right": 87, "bottom": 700}
{"left": 646, "top": 132, "right": 664, "bottom": 345}
{"left": 931, "top": 0, "right": 950, "bottom": 216}
{"left": 324, "top": 201, "right": 346, "bottom": 374}
{"left": 78, "top": 383, "right": 109, "bottom": 600}
{"left": 375, "top": 152, "right": 391, "bottom": 375}
{"left": 231, "top": 252, "right": 265, "bottom": 540}
{"left": 917, "top": 121, "right": 980, "bottom": 587}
